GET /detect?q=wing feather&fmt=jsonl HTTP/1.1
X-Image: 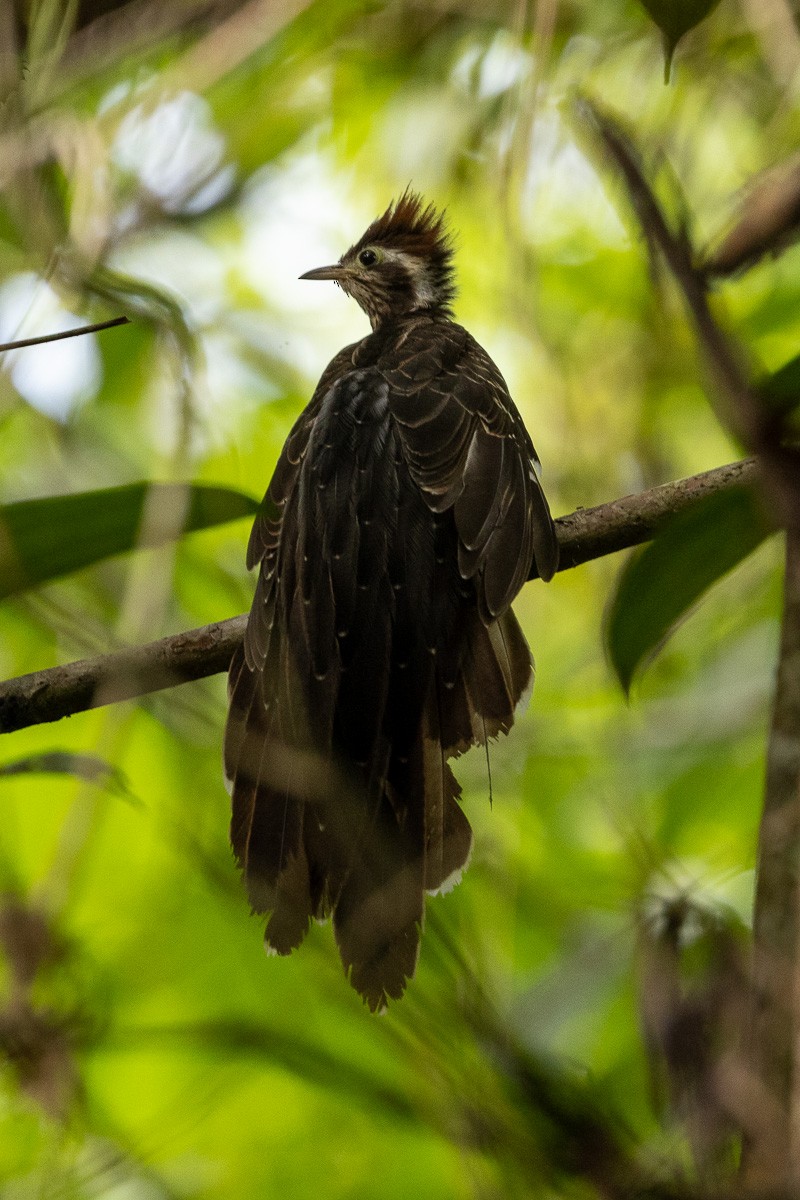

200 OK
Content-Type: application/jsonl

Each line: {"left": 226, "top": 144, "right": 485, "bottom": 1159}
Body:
{"left": 384, "top": 320, "right": 558, "bottom": 603}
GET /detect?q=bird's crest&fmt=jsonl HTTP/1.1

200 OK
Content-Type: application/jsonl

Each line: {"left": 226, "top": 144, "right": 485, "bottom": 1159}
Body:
{"left": 354, "top": 189, "right": 451, "bottom": 256}
{"left": 349, "top": 189, "right": 456, "bottom": 311}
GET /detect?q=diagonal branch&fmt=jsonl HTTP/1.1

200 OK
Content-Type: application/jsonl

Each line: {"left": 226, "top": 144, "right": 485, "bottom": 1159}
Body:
{"left": 0, "top": 458, "right": 757, "bottom": 734}
{"left": 583, "top": 100, "right": 756, "bottom": 444}
{"left": 583, "top": 98, "right": 800, "bottom": 531}
{"left": 0, "top": 316, "right": 130, "bottom": 353}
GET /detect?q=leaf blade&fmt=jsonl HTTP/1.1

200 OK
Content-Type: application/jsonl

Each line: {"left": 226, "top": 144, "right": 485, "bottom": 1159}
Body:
{"left": 0, "top": 482, "right": 259, "bottom": 599}
{"left": 606, "top": 485, "right": 774, "bottom": 693}
{"left": 0, "top": 751, "right": 136, "bottom": 800}
{"left": 637, "top": 0, "right": 723, "bottom": 77}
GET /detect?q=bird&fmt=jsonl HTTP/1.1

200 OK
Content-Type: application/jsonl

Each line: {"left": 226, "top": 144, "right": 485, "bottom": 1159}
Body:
{"left": 224, "top": 190, "right": 558, "bottom": 1011}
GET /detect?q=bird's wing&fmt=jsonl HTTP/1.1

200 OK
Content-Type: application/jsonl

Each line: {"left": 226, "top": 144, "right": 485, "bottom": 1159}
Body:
{"left": 245, "top": 341, "right": 360, "bottom": 578}
{"left": 226, "top": 340, "right": 436, "bottom": 1008}
{"left": 224, "top": 342, "right": 358, "bottom": 943}
{"left": 369, "top": 318, "right": 557, "bottom": 983}
{"left": 381, "top": 319, "right": 559, "bottom": 620}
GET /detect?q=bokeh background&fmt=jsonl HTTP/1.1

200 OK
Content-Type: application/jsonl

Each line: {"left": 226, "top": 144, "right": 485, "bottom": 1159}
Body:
{"left": 0, "top": 0, "right": 795, "bottom": 1195}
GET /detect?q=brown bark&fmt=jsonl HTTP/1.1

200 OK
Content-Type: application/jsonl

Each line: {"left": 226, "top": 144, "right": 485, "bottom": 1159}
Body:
{"left": 746, "top": 532, "right": 800, "bottom": 1188}
{"left": 0, "top": 458, "right": 757, "bottom": 734}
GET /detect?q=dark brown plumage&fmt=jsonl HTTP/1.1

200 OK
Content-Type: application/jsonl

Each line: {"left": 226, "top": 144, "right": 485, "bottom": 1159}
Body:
{"left": 224, "top": 190, "right": 558, "bottom": 1010}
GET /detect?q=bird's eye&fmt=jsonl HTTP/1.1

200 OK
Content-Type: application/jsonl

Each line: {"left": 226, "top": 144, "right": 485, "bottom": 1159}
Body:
{"left": 358, "top": 249, "right": 378, "bottom": 267}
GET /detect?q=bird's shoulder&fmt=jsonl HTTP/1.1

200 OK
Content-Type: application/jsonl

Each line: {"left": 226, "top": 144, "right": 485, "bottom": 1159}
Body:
{"left": 307, "top": 317, "right": 511, "bottom": 425}
{"left": 358, "top": 315, "right": 527, "bottom": 442}
{"left": 354, "top": 313, "right": 559, "bottom": 600}
{"left": 246, "top": 341, "right": 360, "bottom": 569}
{"left": 311, "top": 339, "right": 363, "bottom": 397}
{"left": 271, "top": 341, "right": 361, "bottom": 483}
{"left": 350, "top": 315, "right": 499, "bottom": 399}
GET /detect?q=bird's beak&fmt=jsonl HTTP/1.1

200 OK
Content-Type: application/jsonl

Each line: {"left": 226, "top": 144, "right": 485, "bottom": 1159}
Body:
{"left": 299, "top": 264, "right": 347, "bottom": 282}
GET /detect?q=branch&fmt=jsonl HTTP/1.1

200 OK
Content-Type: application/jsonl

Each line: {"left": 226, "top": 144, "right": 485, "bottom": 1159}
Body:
{"left": 0, "top": 458, "right": 757, "bottom": 734}
{"left": 702, "top": 152, "right": 800, "bottom": 279}
{"left": 582, "top": 99, "right": 800, "bottom": 1189}
{"left": 746, "top": 530, "right": 800, "bottom": 1188}
{"left": 0, "top": 316, "right": 130, "bottom": 353}
{"left": 537, "top": 457, "right": 756, "bottom": 576}
{"left": 583, "top": 99, "right": 800, "bottom": 529}
{"left": 583, "top": 104, "right": 755, "bottom": 431}
{"left": 0, "top": 616, "right": 244, "bottom": 734}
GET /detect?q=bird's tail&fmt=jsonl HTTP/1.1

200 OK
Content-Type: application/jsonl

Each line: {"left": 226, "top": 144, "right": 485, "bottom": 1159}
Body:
{"left": 332, "top": 605, "right": 532, "bottom": 1011}
{"left": 225, "top": 606, "right": 532, "bottom": 1012}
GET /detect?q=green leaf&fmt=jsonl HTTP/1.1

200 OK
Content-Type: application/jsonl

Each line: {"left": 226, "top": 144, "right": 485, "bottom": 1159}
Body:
{"left": 0, "top": 751, "right": 136, "bottom": 800}
{"left": 637, "top": 0, "right": 723, "bottom": 79}
{"left": 0, "top": 482, "right": 259, "bottom": 600}
{"left": 761, "top": 353, "right": 800, "bottom": 419}
{"left": 606, "top": 485, "right": 773, "bottom": 694}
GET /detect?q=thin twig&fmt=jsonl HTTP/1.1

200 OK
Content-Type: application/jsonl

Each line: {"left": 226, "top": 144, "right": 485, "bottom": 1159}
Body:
{"left": 0, "top": 458, "right": 758, "bottom": 734}
{"left": 0, "top": 316, "right": 130, "bottom": 354}
{"left": 703, "top": 152, "right": 800, "bottom": 278}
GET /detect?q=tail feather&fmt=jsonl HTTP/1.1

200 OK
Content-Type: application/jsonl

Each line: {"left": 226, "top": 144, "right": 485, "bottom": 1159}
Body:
{"left": 437, "top": 672, "right": 478, "bottom": 757}
{"left": 226, "top": 643, "right": 314, "bottom": 934}
{"left": 226, "top": 600, "right": 533, "bottom": 1010}
{"left": 424, "top": 759, "right": 472, "bottom": 894}
{"left": 422, "top": 679, "right": 447, "bottom": 893}
{"left": 422, "top": 608, "right": 529, "bottom": 894}
{"left": 463, "top": 608, "right": 533, "bottom": 742}
{"left": 332, "top": 798, "right": 424, "bottom": 1012}
{"left": 264, "top": 847, "right": 313, "bottom": 954}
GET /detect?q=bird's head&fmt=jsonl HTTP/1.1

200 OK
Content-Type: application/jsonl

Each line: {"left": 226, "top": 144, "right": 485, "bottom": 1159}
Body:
{"left": 300, "top": 190, "right": 455, "bottom": 330}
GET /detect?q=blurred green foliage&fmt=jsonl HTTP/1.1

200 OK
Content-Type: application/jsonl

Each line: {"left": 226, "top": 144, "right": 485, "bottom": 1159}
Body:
{"left": 0, "top": 0, "right": 795, "bottom": 1196}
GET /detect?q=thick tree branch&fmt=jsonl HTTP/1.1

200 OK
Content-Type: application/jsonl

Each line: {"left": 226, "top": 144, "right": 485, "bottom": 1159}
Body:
{"left": 0, "top": 616, "right": 244, "bottom": 734}
{"left": 746, "top": 531, "right": 800, "bottom": 1189}
{"left": 0, "top": 458, "right": 757, "bottom": 734}
{"left": 538, "top": 458, "right": 757, "bottom": 576}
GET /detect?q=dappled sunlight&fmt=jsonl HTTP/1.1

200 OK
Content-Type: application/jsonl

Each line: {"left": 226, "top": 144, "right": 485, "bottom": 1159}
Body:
{"left": 0, "top": 274, "right": 102, "bottom": 419}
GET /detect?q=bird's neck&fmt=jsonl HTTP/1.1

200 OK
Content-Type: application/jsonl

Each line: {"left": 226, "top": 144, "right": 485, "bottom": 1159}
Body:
{"left": 354, "top": 309, "right": 447, "bottom": 366}
{"left": 369, "top": 301, "right": 447, "bottom": 334}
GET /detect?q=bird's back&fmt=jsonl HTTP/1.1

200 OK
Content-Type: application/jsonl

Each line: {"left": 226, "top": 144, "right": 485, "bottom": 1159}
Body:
{"left": 225, "top": 311, "right": 555, "bottom": 1010}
